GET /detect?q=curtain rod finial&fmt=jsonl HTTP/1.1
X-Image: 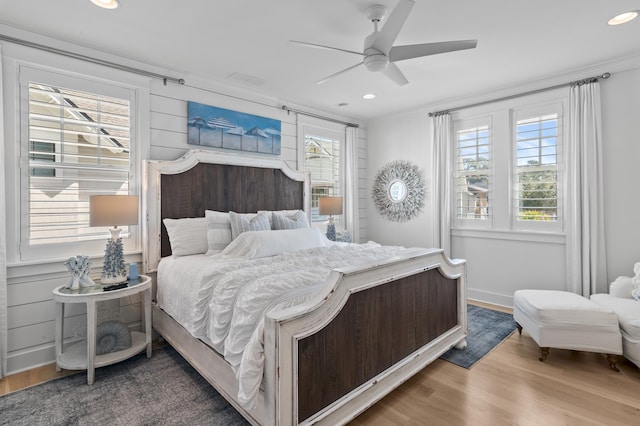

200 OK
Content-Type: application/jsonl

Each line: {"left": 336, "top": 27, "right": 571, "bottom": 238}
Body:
{"left": 602, "top": 72, "right": 611, "bottom": 79}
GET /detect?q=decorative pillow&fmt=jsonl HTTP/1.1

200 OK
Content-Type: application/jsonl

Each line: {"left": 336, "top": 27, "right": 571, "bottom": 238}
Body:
{"left": 205, "top": 210, "right": 232, "bottom": 255}
{"left": 258, "top": 209, "right": 306, "bottom": 228}
{"left": 271, "top": 210, "right": 309, "bottom": 230}
{"left": 220, "top": 228, "right": 328, "bottom": 259}
{"left": 163, "top": 217, "right": 208, "bottom": 257}
{"left": 229, "top": 211, "right": 270, "bottom": 240}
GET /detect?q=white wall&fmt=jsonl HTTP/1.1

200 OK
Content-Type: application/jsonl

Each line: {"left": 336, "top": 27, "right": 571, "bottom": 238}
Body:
{"left": 601, "top": 66, "right": 640, "bottom": 279}
{"left": 367, "top": 57, "right": 640, "bottom": 307}
{"left": 1, "top": 32, "right": 367, "bottom": 375}
{"left": 366, "top": 111, "right": 434, "bottom": 248}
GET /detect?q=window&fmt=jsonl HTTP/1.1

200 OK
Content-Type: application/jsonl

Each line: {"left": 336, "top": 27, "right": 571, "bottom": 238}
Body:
{"left": 514, "top": 113, "right": 559, "bottom": 223}
{"left": 303, "top": 128, "right": 343, "bottom": 225}
{"left": 455, "top": 122, "right": 491, "bottom": 223}
{"left": 19, "top": 66, "right": 138, "bottom": 260}
{"left": 452, "top": 97, "right": 564, "bottom": 234}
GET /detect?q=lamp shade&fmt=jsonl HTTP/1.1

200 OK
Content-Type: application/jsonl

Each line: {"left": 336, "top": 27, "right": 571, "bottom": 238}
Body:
{"left": 90, "top": 195, "right": 139, "bottom": 227}
{"left": 319, "top": 197, "right": 343, "bottom": 216}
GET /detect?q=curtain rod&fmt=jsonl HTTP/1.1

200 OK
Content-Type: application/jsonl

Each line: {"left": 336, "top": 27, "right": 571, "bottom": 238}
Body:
{"left": 427, "top": 72, "right": 611, "bottom": 117}
{"left": 281, "top": 105, "right": 359, "bottom": 128}
{"left": 0, "top": 33, "right": 185, "bottom": 86}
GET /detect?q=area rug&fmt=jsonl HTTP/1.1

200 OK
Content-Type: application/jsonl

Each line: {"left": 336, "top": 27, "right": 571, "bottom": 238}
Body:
{"left": 0, "top": 346, "right": 249, "bottom": 426}
{"left": 1, "top": 305, "right": 514, "bottom": 425}
{"left": 440, "top": 304, "right": 517, "bottom": 369}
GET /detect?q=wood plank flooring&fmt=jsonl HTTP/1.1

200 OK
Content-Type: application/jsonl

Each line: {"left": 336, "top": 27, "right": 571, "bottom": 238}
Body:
{"left": 350, "top": 301, "right": 640, "bottom": 426}
{"left": 2, "top": 301, "right": 639, "bottom": 425}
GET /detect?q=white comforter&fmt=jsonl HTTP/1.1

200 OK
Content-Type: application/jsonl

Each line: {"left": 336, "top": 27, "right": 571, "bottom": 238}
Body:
{"left": 160, "top": 242, "right": 410, "bottom": 408}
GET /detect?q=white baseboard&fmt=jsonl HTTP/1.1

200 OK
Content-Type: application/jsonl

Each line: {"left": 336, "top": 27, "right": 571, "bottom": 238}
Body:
{"left": 467, "top": 288, "right": 514, "bottom": 309}
{"left": 7, "top": 344, "right": 56, "bottom": 375}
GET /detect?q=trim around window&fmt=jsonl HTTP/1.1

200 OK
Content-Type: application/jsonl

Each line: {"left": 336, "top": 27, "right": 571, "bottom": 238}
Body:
{"left": 451, "top": 92, "right": 566, "bottom": 236}
{"left": 15, "top": 64, "right": 145, "bottom": 262}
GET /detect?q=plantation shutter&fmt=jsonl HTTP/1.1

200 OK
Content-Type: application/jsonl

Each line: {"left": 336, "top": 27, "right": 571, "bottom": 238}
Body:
{"left": 514, "top": 113, "right": 559, "bottom": 222}
{"left": 304, "top": 133, "right": 341, "bottom": 223}
{"left": 27, "top": 82, "right": 131, "bottom": 245}
{"left": 455, "top": 124, "right": 491, "bottom": 221}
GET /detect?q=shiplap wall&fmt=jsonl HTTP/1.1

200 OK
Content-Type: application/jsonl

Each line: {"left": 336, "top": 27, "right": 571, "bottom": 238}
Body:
{"left": 2, "top": 40, "right": 368, "bottom": 375}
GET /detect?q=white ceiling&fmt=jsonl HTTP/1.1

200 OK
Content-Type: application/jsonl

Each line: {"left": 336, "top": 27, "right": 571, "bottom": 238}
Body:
{"left": 2, "top": 0, "right": 640, "bottom": 121}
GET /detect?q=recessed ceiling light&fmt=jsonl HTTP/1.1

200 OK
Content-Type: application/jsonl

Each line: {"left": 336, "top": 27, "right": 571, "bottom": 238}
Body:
{"left": 91, "top": 0, "right": 119, "bottom": 9}
{"left": 608, "top": 10, "right": 638, "bottom": 25}
{"left": 363, "top": 93, "right": 376, "bottom": 100}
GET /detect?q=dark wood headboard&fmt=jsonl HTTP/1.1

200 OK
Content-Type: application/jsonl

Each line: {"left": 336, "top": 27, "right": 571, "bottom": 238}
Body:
{"left": 144, "top": 150, "right": 310, "bottom": 271}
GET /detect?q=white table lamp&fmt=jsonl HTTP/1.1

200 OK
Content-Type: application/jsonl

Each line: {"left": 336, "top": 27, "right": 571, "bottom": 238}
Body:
{"left": 90, "top": 195, "right": 138, "bottom": 284}
{"left": 319, "top": 196, "right": 343, "bottom": 241}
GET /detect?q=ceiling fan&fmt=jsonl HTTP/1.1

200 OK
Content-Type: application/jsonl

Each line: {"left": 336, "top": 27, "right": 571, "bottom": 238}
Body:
{"left": 291, "top": 0, "right": 477, "bottom": 86}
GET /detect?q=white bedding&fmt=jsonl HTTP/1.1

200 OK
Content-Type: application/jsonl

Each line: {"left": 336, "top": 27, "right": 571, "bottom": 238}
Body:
{"left": 157, "top": 240, "right": 413, "bottom": 408}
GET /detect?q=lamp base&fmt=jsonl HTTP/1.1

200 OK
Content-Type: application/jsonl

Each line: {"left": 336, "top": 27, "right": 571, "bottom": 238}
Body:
{"left": 326, "top": 223, "right": 337, "bottom": 241}
{"left": 101, "top": 235, "right": 127, "bottom": 284}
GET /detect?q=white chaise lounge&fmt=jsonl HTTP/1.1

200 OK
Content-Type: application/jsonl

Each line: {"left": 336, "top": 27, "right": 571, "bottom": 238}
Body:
{"left": 590, "top": 276, "right": 640, "bottom": 369}
{"left": 513, "top": 289, "right": 623, "bottom": 371}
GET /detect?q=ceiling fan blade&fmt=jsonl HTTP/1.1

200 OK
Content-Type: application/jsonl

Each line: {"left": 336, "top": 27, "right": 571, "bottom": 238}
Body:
{"left": 382, "top": 63, "right": 409, "bottom": 86}
{"left": 389, "top": 40, "right": 478, "bottom": 62}
{"left": 290, "top": 40, "right": 364, "bottom": 56}
{"left": 316, "top": 62, "right": 365, "bottom": 85}
{"left": 368, "top": 0, "right": 415, "bottom": 54}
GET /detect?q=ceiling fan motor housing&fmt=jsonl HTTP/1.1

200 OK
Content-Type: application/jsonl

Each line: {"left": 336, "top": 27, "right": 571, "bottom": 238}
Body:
{"left": 364, "top": 52, "right": 389, "bottom": 72}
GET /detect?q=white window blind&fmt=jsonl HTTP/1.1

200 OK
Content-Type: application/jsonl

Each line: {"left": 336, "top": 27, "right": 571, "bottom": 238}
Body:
{"left": 455, "top": 124, "right": 491, "bottom": 221}
{"left": 514, "top": 113, "right": 559, "bottom": 223}
{"left": 304, "top": 133, "right": 341, "bottom": 224}
{"left": 26, "top": 81, "right": 132, "bottom": 247}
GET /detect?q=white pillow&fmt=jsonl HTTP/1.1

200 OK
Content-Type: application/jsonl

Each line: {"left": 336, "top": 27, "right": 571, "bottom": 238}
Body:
{"left": 205, "top": 210, "right": 232, "bottom": 255}
{"left": 271, "top": 210, "right": 309, "bottom": 230}
{"left": 229, "top": 211, "right": 270, "bottom": 240}
{"left": 220, "top": 228, "right": 328, "bottom": 259}
{"left": 258, "top": 209, "right": 306, "bottom": 228}
{"left": 610, "top": 276, "right": 634, "bottom": 299}
{"left": 163, "top": 217, "right": 208, "bottom": 257}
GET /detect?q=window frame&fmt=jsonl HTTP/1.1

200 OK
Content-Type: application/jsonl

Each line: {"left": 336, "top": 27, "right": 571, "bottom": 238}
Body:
{"left": 452, "top": 115, "right": 494, "bottom": 230}
{"left": 298, "top": 120, "right": 345, "bottom": 228}
{"left": 511, "top": 102, "right": 564, "bottom": 233}
{"left": 17, "top": 65, "right": 141, "bottom": 262}
{"left": 450, "top": 91, "right": 566, "bottom": 236}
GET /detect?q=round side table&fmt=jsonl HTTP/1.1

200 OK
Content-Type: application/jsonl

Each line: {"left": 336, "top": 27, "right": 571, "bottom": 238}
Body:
{"left": 52, "top": 275, "right": 152, "bottom": 385}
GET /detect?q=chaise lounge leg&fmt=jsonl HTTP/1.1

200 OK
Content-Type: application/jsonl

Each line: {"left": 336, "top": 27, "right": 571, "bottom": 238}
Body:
{"left": 539, "top": 347, "right": 550, "bottom": 362}
{"left": 607, "top": 354, "right": 620, "bottom": 372}
{"left": 516, "top": 322, "right": 522, "bottom": 335}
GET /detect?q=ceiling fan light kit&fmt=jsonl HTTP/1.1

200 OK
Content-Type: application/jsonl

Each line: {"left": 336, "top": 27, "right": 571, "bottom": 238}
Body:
{"left": 291, "top": 0, "right": 477, "bottom": 86}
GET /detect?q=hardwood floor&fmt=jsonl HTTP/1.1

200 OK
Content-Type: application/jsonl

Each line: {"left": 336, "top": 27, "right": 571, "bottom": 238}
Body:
{"left": 2, "top": 302, "right": 639, "bottom": 425}
{"left": 351, "top": 301, "right": 640, "bottom": 426}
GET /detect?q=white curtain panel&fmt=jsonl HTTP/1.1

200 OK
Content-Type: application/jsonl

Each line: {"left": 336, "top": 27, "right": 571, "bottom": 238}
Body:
{"left": 0, "top": 45, "right": 7, "bottom": 377}
{"left": 345, "top": 125, "right": 360, "bottom": 242}
{"left": 566, "top": 81, "right": 608, "bottom": 297}
{"left": 431, "top": 113, "right": 452, "bottom": 257}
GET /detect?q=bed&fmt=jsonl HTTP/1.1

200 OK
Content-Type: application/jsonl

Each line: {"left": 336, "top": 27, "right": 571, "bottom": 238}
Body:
{"left": 143, "top": 149, "right": 467, "bottom": 425}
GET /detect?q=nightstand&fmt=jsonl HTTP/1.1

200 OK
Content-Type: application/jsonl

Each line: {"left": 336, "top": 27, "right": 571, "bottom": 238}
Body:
{"left": 52, "top": 275, "right": 152, "bottom": 385}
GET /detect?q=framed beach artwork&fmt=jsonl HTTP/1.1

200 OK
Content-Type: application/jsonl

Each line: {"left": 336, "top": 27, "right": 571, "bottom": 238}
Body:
{"left": 187, "top": 101, "right": 281, "bottom": 155}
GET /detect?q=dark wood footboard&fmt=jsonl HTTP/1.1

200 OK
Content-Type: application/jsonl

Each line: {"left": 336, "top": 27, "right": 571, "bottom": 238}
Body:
{"left": 266, "top": 249, "right": 466, "bottom": 426}
{"left": 297, "top": 268, "right": 458, "bottom": 422}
